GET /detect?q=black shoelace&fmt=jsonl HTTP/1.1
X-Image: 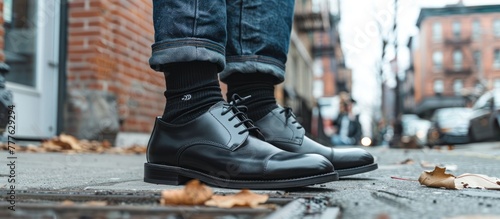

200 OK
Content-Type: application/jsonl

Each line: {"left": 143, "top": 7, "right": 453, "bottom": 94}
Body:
{"left": 280, "top": 107, "right": 303, "bottom": 129}
{"left": 222, "top": 94, "right": 263, "bottom": 136}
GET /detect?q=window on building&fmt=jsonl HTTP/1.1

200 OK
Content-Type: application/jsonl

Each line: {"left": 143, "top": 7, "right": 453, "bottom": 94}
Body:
{"left": 494, "top": 49, "right": 500, "bottom": 69}
{"left": 494, "top": 19, "right": 500, "bottom": 37}
{"left": 453, "top": 49, "right": 463, "bottom": 70}
{"left": 433, "top": 22, "right": 442, "bottom": 42}
{"left": 473, "top": 51, "right": 482, "bottom": 69}
{"left": 433, "top": 51, "right": 443, "bottom": 71}
{"left": 452, "top": 21, "right": 461, "bottom": 39}
{"left": 453, "top": 79, "right": 463, "bottom": 96}
{"left": 434, "top": 80, "right": 444, "bottom": 94}
{"left": 472, "top": 20, "right": 481, "bottom": 40}
{"left": 3, "top": 0, "right": 38, "bottom": 87}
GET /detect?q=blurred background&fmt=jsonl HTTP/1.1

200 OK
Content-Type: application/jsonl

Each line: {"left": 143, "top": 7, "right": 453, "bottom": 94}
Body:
{"left": 1, "top": 0, "right": 499, "bottom": 148}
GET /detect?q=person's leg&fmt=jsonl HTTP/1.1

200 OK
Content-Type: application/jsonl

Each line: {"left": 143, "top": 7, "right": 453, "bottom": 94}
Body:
{"left": 145, "top": 0, "right": 338, "bottom": 189}
{"left": 222, "top": 0, "right": 292, "bottom": 121}
{"left": 150, "top": 0, "right": 227, "bottom": 124}
{"left": 222, "top": 0, "right": 377, "bottom": 177}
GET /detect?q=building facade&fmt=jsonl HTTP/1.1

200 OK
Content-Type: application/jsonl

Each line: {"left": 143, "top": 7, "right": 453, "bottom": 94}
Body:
{"left": 1, "top": 0, "right": 347, "bottom": 144}
{"left": 412, "top": 4, "right": 500, "bottom": 117}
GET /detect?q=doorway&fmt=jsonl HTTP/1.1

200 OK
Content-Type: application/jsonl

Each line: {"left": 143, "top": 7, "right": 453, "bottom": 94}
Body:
{"left": 3, "top": 0, "right": 60, "bottom": 138}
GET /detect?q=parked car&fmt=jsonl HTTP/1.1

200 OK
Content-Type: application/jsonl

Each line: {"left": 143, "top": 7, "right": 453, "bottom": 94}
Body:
{"left": 468, "top": 89, "right": 500, "bottom": 142}
{"left": 409, "top": 119, "right": 432, "bottom": 147}
{"left": 427, "top": 107, "right": 472, "bottom": 147}
{"left": 401, "top": 115, "right": 431, "bottom": 148}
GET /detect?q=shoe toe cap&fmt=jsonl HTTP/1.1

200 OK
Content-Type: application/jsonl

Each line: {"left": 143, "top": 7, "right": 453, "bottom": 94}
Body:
{"left": 331, "top": 148, "right": 374, "bottom": 169}
{"left": 264, "top": 152, "right": 334, "bottom": 179}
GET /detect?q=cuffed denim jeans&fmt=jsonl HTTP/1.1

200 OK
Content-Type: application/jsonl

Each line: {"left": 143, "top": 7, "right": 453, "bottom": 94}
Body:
{"left": 149, "top": 0, "right": 295, "bottom": 84}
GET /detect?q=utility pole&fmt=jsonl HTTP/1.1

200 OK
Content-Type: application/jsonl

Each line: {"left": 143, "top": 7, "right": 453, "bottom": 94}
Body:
{"left": 391, "top": 0, "right": 403, "bottom": 147}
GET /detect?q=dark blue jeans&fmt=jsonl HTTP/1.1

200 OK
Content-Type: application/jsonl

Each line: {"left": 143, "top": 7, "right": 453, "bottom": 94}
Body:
{"left": 149, "top": 0, "right": 295, "bottom": 84}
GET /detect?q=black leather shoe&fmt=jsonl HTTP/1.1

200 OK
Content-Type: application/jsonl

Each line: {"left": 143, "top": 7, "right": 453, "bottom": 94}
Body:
{"left": 253, "top": 106, "right": 378, "bottom": 177}
{"left": 144, "top": 101, "right": 338, "bottom": 189}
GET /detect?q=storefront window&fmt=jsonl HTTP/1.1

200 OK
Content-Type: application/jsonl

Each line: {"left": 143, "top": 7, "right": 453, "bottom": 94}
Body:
{"left": 3, "top": 0, "right": 38, "bottom": 87}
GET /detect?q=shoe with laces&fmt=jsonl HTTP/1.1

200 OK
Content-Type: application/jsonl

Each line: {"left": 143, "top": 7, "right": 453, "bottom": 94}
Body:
{"left": 144, "top": 101, "right": 339, "bottom": 189}
{"left": 252, "top": 106, "right": 378, "bottom": 177}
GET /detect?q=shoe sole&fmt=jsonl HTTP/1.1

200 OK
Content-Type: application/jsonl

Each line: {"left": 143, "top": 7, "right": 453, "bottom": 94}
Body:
{"left": 144, "top": 163, "right": 339, "bottom": 189}
{"left": 337, "top": 163, "right": 378, "bottom": 177}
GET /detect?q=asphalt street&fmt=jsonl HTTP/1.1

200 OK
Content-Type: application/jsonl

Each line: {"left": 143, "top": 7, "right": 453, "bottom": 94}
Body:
{"left": 1, "top": 142, "right": 500, "bottom": 219}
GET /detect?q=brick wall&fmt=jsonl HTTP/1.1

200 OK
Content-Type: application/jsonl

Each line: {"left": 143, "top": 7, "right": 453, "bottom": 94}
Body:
{"left": 415, "top": 13, "right": 500, "bottom": 104}
{"left": 0, "top": 0, "right": 4, "bottom": 62}
{"left": 66, "top": 0, "right": 164, "bottom": 136}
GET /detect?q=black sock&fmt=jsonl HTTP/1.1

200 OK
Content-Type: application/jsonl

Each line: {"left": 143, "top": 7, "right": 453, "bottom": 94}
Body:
{"left": 225, "top": 73, "right": 278, "bottom": 122}
{"left": 162, "top": 61, "right": 223, "bottom": 124}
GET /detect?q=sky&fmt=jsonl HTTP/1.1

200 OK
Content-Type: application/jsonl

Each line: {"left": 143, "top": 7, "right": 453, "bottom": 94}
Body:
{"left": 338, "top": 0, "right": 500, "bottom": 135}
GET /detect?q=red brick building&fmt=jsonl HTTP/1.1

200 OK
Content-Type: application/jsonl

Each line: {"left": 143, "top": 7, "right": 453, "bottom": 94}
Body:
{"left": 412, "top": 4, "right": 500, "bottom": 117}
{"left": 65, "top": 0, "right": 164, "bottom": 138}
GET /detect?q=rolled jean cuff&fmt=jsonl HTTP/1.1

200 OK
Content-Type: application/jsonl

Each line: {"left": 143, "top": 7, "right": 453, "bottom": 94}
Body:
{"left": 149, "top": 38, "right": 226, "bottom": 72}
{"left": 219, "top": 55, "right": 285, "bottom": 84}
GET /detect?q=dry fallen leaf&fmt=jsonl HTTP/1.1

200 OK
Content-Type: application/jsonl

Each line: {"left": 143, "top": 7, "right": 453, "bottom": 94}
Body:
{"left": 160, "top": 179, "right": 213, "bottom": 205}
{"left": 418, "top": 166, "right": 456, "bottom": 189}
{"left": 419, "top": 166, "right": 500, "bottom": 190}
{"left": 58, "top": 134, "right": 83, "bottom": 150}
{"left": 455, "top": 174, "right": 500, "bottom": 190}
{"left": 205, "top": 189, "right": 269, "bottom": 208}
{"left": 398, "top": 158, "right": 414, "bottom": 165}
{"left": 83, "top": 201, "right": 108, "bottom": 206}
{"left": 60, "top": 200, "right": 75, "bottom": 206}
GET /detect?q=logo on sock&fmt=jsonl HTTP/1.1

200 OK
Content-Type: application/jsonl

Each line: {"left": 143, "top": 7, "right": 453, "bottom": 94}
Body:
{"left": 181, "top": 94, "right": 192, "bottom": 101}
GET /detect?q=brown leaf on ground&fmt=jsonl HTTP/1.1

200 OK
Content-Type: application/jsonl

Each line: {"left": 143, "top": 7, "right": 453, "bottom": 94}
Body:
{"left": 205, "top": 189, "right": 269, "bottom": 208}
{"left": 60, "top": 200, "right": 75, "bottom": 206}
{"left": 58, "top": 134, "right": 83, "bottom": 150}
{"left": 418, "top": 166, "right": 456, "bottom": 189}
{"left": 83, "top": 201, "right": 108, "bottom": 206}
{"left": 419, "top": 166, "right": 500, "bottom": 190}
{"left": 398, "top": 158, "right": 414, "bottom": 165}
{"left": 160, "top": 180, "right": 213, "bottom": 205}
{"left": 454, "top": 173, "right": 500, "bottom": 190}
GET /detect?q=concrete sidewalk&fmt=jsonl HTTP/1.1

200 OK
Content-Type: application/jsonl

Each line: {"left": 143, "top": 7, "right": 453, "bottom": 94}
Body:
{"left": 1, "top": 142, "right": 500, "bottom": 218}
